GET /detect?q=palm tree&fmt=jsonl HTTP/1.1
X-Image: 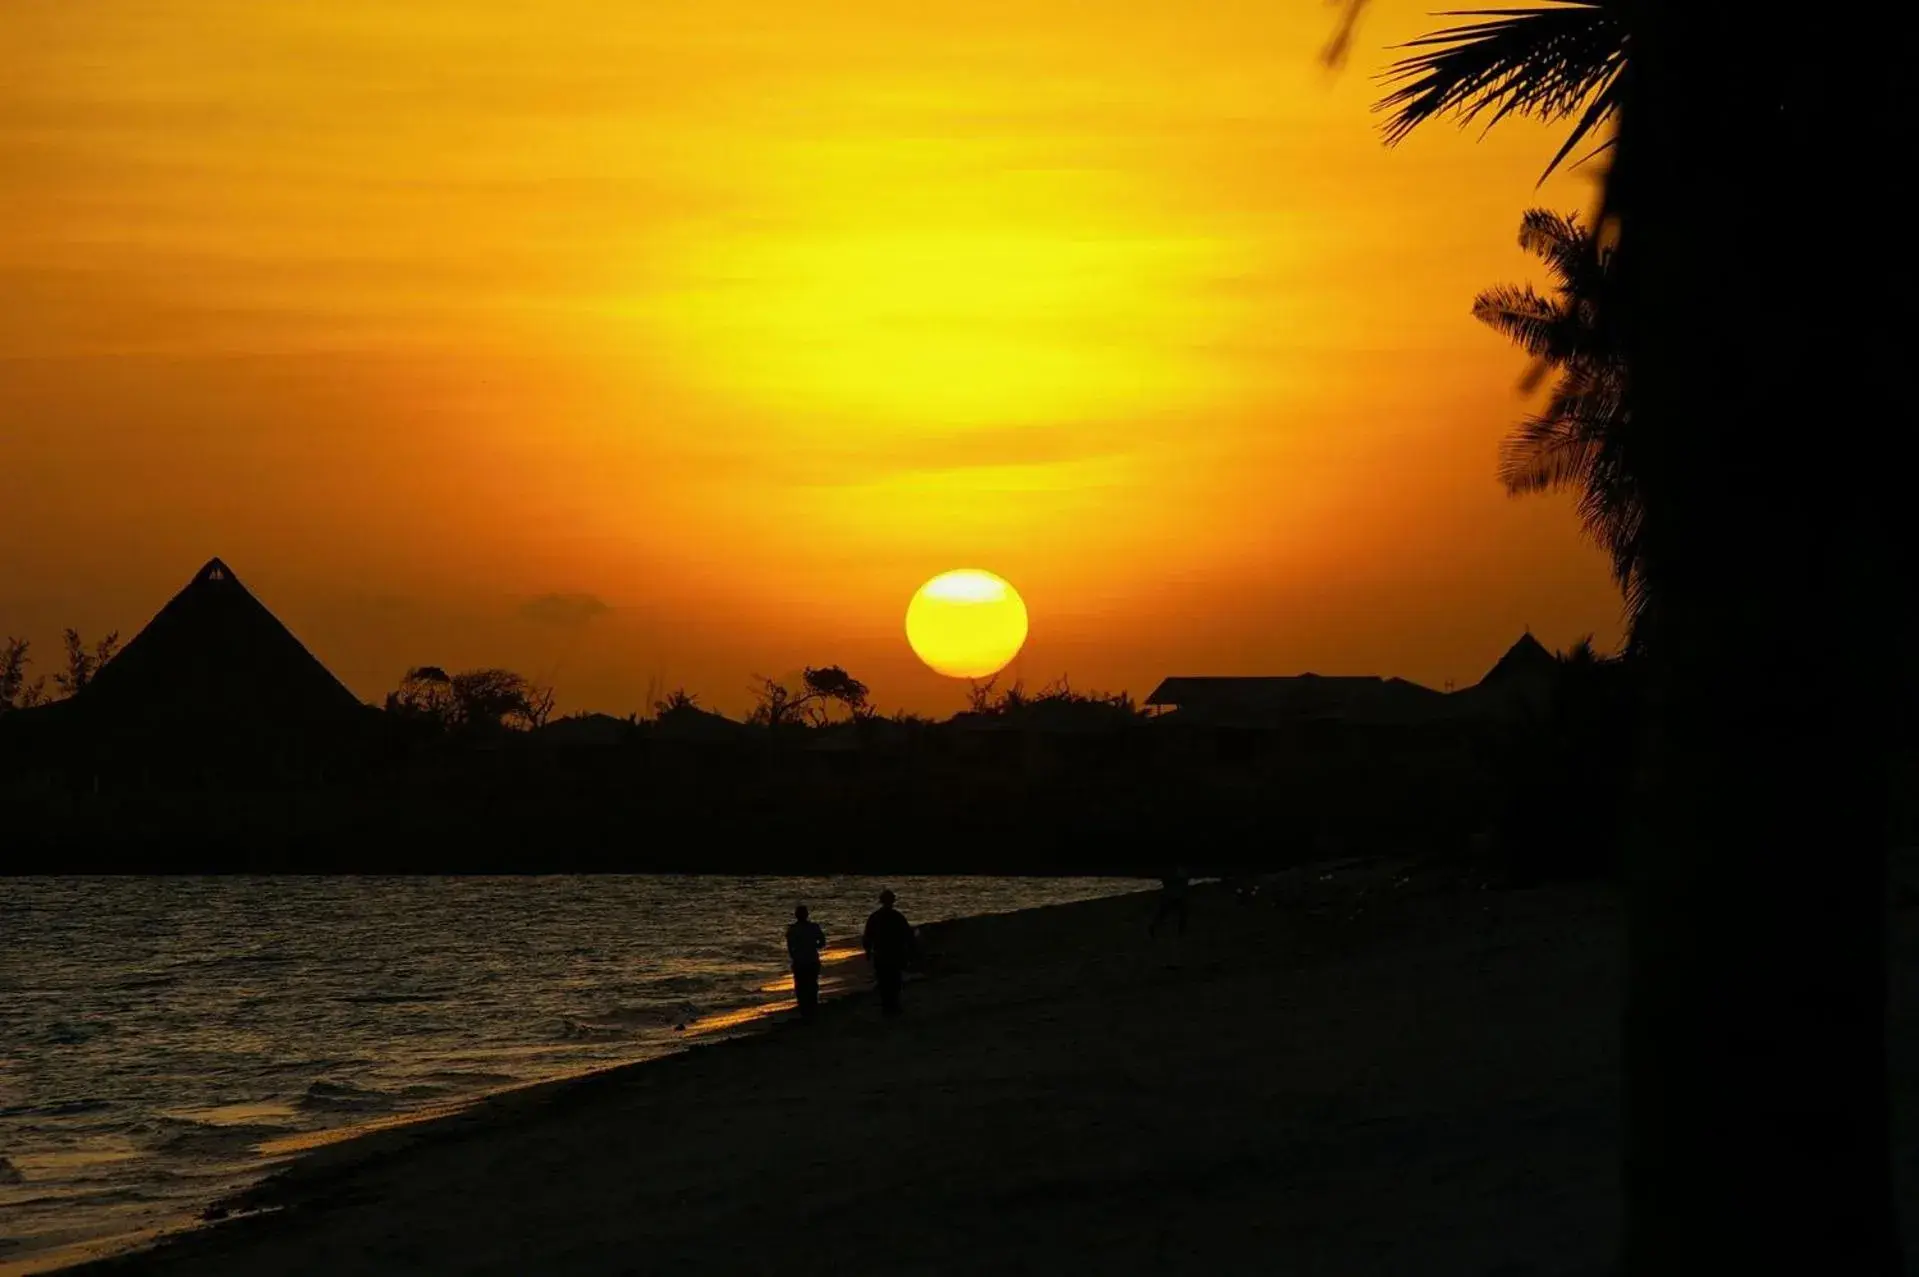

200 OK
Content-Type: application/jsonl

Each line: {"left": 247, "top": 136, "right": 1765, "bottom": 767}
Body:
{"left": 1473, "top": 208, "right": 1645, "bottom": 640}
{"left": 1376, "top": 1, "right": 1625, "bottom": 179}
{"left": 1364, "top": 4, "right": 1906, "bottom": 1271}
{"left": 1602, "top": 14, "right": 1903, "bottom": 1269}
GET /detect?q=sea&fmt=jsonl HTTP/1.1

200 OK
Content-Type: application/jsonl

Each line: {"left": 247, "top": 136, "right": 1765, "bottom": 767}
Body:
{"left": 0, "top": 875, "right": 1146, "bottom": 1270}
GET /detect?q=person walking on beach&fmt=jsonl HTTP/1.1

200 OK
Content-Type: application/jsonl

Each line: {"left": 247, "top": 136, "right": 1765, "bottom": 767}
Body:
{"left": 862, "top": 889, "right": 915, "bottom": 1017}
{"left": 786, "top": 904, "right": 827, "bottom": 1021}
{"left": 1149, "top": 868, "right": 1190, "bottom": 938}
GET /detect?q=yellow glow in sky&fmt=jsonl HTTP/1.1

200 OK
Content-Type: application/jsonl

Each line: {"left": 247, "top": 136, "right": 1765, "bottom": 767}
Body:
{"left": 643, "top": 158, "right": 1228, "bottom": 429}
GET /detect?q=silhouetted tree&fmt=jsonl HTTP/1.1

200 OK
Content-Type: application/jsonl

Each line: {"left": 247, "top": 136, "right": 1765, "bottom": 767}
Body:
{"left": 1, "top": 637, "right": 47, "bottom": 713}
{"left": 802, "top": 665, "right": 870, "bottom": 718}
{"left": 450, "top": 668, "right": 536, "bottom": 732}
{"left": 1604, "top": 14, "right": 1902, "bottom": 1267}
{"left": 964, "top": 676, "right": 1027, "bottom": 716}
{"left": 652, "top": 687, "right": 700, "bottom": 717}
{"left": 747, "top": 677, "right": 804, "bottom": 729}
{"left": 386, "top": 665, "right": 456, "bottom": 725}
{"left": 1370, "top": 1, "right": 1905, "bottom": 1267}
{"left": 963, "top": 674, "right": 1144, "bottom": 723}
{"left": 1475, "top": 208, "right": 1643, "bottom": 640}
{"left": 1035, "top": 676, "right": 1147, "bottom": 717}
{"left": 747, "top": 665, "right": 871, "bottom": 728}
{"left": 384, "top": 666, "right": 553, "bottom": 734}
{"left": 521, "top": 682, "right": 558, "bottom": 730}
{"left": 53, "top": 629, "right": 119, "bottom": 699}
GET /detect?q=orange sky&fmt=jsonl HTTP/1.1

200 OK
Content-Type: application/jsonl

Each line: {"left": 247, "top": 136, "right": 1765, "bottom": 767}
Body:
{"left": 1, "top": 0, "right": 1619, "bottom": 716}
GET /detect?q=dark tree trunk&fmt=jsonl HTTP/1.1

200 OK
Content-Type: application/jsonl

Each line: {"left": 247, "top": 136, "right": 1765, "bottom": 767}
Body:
{"left": 1616, "top": 6, "right": 1907, "bottom": 1271}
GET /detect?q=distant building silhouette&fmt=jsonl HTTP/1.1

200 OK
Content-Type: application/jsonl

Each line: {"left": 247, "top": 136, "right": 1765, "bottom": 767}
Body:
{"left": 650, "top": 701, "right": 757, "bottom": 746}
{"left": 1146, "top": 633, "right": 1558, "bottom": 728}
{"left": 533, "top": 712, "right": 635, "bottom": 749}
{"left": 1141, "top": 633, "right": 1567, "bottom": 780}
{"left": 81, "top": 559, "right": 363, "bottom": 725}
{"left": 1446, "top": 632, "right": 1560, "bottom": 723}
{"left": 1145, "top": 673, "right": 1450, "bottom": 726}
{"left": 29, "top": 557, "right": 372, "bottom": 785}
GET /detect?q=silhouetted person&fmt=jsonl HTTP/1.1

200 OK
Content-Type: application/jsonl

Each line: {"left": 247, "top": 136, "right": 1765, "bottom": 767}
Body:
{"left": 862, "top": 889, "right": 915, "bottom": 1016}
{"left": 1149, "top": 869, "right": 1189, "bottom": 937}
{"left": 786, "top": 904, "right": 826, "bottom": 1021}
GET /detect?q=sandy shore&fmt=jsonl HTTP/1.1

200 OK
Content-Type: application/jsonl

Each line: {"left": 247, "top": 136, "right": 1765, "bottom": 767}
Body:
{"left": 62, "top": 863, "right": 1919, "bottom": 1276}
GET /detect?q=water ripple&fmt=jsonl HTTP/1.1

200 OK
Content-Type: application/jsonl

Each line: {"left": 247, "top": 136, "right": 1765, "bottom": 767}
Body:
{"left": 2, "top": 874, "right": 1145, "bottom": 1265}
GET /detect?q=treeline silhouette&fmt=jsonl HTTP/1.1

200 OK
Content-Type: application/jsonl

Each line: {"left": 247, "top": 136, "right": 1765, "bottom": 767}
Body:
{"left": 1, "top": 633, "right": 1665, "bottom": 880}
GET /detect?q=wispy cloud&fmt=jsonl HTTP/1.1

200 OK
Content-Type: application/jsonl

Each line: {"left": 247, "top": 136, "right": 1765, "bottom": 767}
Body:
{"left": 517, "top": 592, "right": 610, "bottom": 628}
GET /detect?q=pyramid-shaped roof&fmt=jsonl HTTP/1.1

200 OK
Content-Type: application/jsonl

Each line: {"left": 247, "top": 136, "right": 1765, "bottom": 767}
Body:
{"left": 74, "top": 558, "right": 365, "bottom": 734}
{"left": 1474, "top": 631, "right": 1557, "bottom": 688}
{"left": 1445, "top": 631, "right": 1560, "bottom": 722}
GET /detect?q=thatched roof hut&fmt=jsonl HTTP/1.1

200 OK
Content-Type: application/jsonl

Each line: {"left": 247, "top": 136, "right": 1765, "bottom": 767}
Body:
{"left": 79, "top": 559, "right": 363, "bottom": 728}
{"left": 56, "top": 559, "right": 372, "bottom": 777}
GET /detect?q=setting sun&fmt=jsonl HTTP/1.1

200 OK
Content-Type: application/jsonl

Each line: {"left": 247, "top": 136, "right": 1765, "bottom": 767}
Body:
{"left": 905, "top": 570, "right": 1029, "bottom": 679}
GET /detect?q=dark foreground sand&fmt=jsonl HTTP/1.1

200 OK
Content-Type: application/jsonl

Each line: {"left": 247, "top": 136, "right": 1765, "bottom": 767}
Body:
{"left": 72, "top": 863, "right": 1919, "bottom": 1276}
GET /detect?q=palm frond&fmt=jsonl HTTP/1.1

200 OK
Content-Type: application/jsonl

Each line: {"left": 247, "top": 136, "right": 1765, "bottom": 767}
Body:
{"left": 1502, "top": 375, "right": 1642, "bottom": 611}
{"left": 1519, "top": 209, "right": 1616, "bottom": 318}
{"left": 1481, "top": 207, "right": 1619, "bottom": 383}
{"left": 1516, "top": 209, "right": 1585, "bottom": 276}
{"left": 1472, "top": 283, "right": 1566, "bottom": 357}
{"left": 1498, "top": 410, "right": 1598, "bottom": 494}
{"left": 1376, "top": 2, "right": 1626, "bottom": 177}
{"left": 1539, "top": 67, "right": 1625, "bottom": 181}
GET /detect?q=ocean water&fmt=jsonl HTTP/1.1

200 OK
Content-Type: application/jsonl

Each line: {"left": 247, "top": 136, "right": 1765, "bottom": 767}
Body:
{"left": 0, "top": 875, "right": 1145, "bottom": 1268}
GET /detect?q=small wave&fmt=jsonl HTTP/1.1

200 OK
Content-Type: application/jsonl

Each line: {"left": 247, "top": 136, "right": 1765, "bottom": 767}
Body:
{"left": 108, "top": 973, "right": 180, "bottom": 992}
{"left": 40, "top": 1021, "right": 114, "bottom": 1045}
{"left": 586, "top": 1002, "right": 700, "bottom": 1028}
{"left": 337, "top": 992, "right": 447, "bottom": 1006}
{"left": 551, "top": 1018, "right": 637, "bottom": 1042}
{"left": 199, "top": 948, "right": 296, "bottom": 968}
{"left": 149, "top": 1122, "right": 293, "bottom": 1157}
{"left": 295, "top": 1080, "right": 399, "bottom": 1113}
{"left": 415, "top": 1070, "right": 520, "bottom": 1087}
{"left": 257, "top": 1057, "right": 367, "bottom": 1077}
{"left": 0, "top": 1156, "right": 22, "bottom": 1184}
{"left": 0, "top": 1097, "right": 114, "bottom": 1118}
{"left": 4, "top": 1186, "right": 164, "bottom": 1208}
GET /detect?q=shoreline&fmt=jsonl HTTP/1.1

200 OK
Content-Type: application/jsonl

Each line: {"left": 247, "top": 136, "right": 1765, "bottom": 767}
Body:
{"left": 35, "top": 860, "right": 1919, "bottom": 1274}
{"left": 8, "top": 886, "right": 1149, "bottom": 1276}
{"left": 3, "top": 997, "right": 784, "bottom": 1277}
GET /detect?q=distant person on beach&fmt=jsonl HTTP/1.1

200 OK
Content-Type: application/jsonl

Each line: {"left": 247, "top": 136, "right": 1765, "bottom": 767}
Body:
{"left": 862, "top": 889, "right": 916, "bottom": 1017}
{"left": 1149, "top": 869, "right": 1190, "bottom": 937}
{"left": 786, "top": 904, "right": 827, "bottom": 1021}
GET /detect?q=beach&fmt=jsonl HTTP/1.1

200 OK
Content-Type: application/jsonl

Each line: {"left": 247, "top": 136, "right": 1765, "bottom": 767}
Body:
{"left": 61, "top": 862, "right": 1919, "bottom": 1275}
